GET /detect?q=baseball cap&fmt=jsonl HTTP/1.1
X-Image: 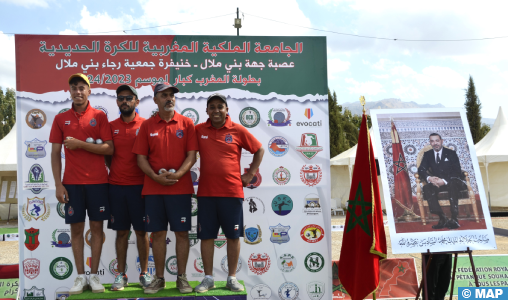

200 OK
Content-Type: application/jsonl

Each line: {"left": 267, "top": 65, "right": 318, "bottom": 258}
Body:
{"left": 116, "top": 85, "right": 138, "bottom": 98}
{"left": 206, "top": 93, "right": 228, "bottom": 107}
{"left": 68, "top": 73, "right": 90, "bottom": 87}
{"left": 154, "top": 82, "right": 179, "bottom": 96}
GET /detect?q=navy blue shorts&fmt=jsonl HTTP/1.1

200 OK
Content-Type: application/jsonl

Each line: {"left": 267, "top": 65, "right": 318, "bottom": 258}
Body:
{"left": 145, "top": 194, "right": 192, "bottom": 232}
{"left": 197, "top": 197, "right": 244, "bottom": 239}
{"left": 108, "top": 184, "right": 145, "bottom": 231}
{"left": 64, "top": 184, "right": 110, "bottom": 224}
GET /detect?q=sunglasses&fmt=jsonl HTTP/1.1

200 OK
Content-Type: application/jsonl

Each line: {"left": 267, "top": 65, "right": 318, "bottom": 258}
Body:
{"left": 117, "top": 96, "right": 135, "bottom": 102}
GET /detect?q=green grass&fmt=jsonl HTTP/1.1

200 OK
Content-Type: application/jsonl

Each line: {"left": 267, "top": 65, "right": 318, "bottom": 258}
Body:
{"left": 68, "top": 280, "right": 246, "bottom": 299}
{"left": 0, "top": 228, "right": 18, "bottom": 235}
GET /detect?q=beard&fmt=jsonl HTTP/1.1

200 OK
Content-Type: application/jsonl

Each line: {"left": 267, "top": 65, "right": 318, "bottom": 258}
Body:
{"left": 163, "top": 100, "right": 175, "bottom": 112}
{"left": 120, "top": 105, "right": 135, "bottom": 116}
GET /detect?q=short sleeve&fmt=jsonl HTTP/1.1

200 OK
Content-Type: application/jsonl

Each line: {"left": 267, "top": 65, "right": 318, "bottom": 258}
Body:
{"left": 132, "top": 121, "right": 149, "bottom": 156}
{"left": 98, "top": 113, "right": 112, "bottom": 141}
{"left": 237, "top": 125, "right": 262, "bottom": 154}
{"left": 49, "top": 116, "right": 63, "bottom": 144}
{"left": 186, "top": 120, "right": 199, "bottom": 152}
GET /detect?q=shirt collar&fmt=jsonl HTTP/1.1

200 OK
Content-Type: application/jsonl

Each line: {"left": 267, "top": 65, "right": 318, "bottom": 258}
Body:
{"left": 120, "top": 112, "right": 142, "bottom": 124}
{"left": 434, "top": 148, "right": 443, "bottom": 157}
{"left": 71, "top": 101, "right": 90, "bottom": 118}
{"left": 154, "top": 111, "right": 181, "bottom": 123}
{"left": 205, "top": 115, "right": 232, "bottom": 129}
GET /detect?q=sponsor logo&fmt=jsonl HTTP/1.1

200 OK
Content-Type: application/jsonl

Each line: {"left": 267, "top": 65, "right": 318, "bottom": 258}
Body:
{"left": 305, "top": 252, "right": 324, "bottom": 273}
{"left": 239, "top": 107, "right": 261, "bottom": 128}
{"left": 304, "top": 108, "right": 314, "bottom": 119}
{"left": 64, "top": 120, "right": 71, "bottom": 125}
{"left": 296, "top": 133, "right": 323, "bottom": 160}
{"left": 234, "top": 224, "right": 239, "bottom": 231}
{"left": 244, "top": 225, "right": 262, "bottom": 245}
{"left": 279, "top": 282, "right": 299, "bottom": 300}
{"left": 68, "top": 206, "right": 74, "bottom": 216}
{"left": 191, "top": 166, "right": 200, "bottom": 186}
{"left": 59, "top": 108, "right": 70, "bottom": 114}
{"left": 201, "top": 135, "right": 208, "bottom": 139}
{"left": 225, "top": 133, "right": 233, "bottom": 143}
{"left": 272, "top": 194, "right": 293, "bottom": 216}
{"left": 114, "top": 129, "right": 119, "bottom": 134}
{"left": 54, "top": 286, "right": 70, "bottom": 300}
{"left": 165, "top": 255, "right": 178, "bottom": 275}
{"left": 248, "top": 253, "right": 271, "bottom": 275}
{"left": 269, "top": 224, "right": 290, "bottom": 245}
{"left": 296, "top": 120, "right": 322, "bottom": 127}
{"left": 109, "top": 258, "right": 128, "bottom": 276}
{"left": 22, "top": 197, "right": 50, "bottom": 221}
{"left": 26, "top": 109, "right": 47, "bottom": 129}
{"left": 215, "top": 228, "right": 227, "bottom": 249}
{"left": 84, "top": 257, "right": 105, "bottom": 276}
{"left": 99, "top": 206, "right": 105, "bottom": 212}
{"left": 303, "top": 193, "right": 322, "bottom": 215}
{"left": 23, "top": 258, "right": 41, "bottom": 279}
{"left": 24, "top": 227, "right": 40, "bottom": 251}
{"left": 301, "top": 224, "right": 325, "bottom": 243}
{"left": 267, "top": 108, "right": 291, "bottom": 126}
{"left": 307, "top": 281, "right": 325, "bottom": 300}
{"left": 89, "top": 118, "right": 97, "bottom": 127}
{"left": 221, "top": 255, "right": 242, "bottom": 274}
{"left": 23, "top": 286, "right": 46, "bottom": 300}
{"left": 137, "top": 255, "right": 156, "bottom": 276}
{"left": 244, "top": 165, "right": 262, "bottom": 189}
{"left": 192, "top": 257, "right": 206, "bottom": 277}
{"left": 25, "top": 139, "right": 47, "bottom": 160}
{"left": 51, "top": 229, "right": 71, "bottom": 248}
{"left": 189, "top": 225, "right": 199, "bottom": 247}
{"left": 300, "top": 164, "right": 323, "bottom": 187}
{"left": 244, "top": 197, "right": 265, "bottom": 214}
{"left": 278, "top": 253, "right": 297, "bottom": 273}
{"left": 50, "top": 257, "right": 73, "bottom": 280}
{"left": 251, "top": 284, "right": 272, "bottom": 300}
{"left": 150, "top": 132, "right": 158, "bottom": 137}
{"left": 149, "top": 232, "right": 170, "bottom": 248}
{"left": 176, "top": 129, "right": 184, "bottom": 138}
{"left": 181, "top": 217, "right": 186, "bottom": 223}
{"left": 273, "top": 166, "right": 291, "bottom": 185}
{"left": 191, "top": 194, "right": 198, "bottom": 216}
{"left": 86, "top": 257, "right": 92, "bottom": 268}
{"left": 24, "top": 164, "right": 49, "bottom": 194}
{"left": 182, "top": 108, "right": 199, "bottom": 125}
{"left": 268, "top": 136, "right": 289, "bottom": 157}
{"left": 85, "top": 229, "right": 106, "bottom": 248}
{"left": 94, "top": 106, "right": 108, "bottom": 118}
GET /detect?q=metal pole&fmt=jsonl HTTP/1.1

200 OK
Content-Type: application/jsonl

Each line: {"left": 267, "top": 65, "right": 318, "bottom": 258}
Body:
{"left": 485, "top": 162, "right": 491, "bottom": 209}
{"left": 237, "top": 7, "right": 240, "bottom": 36}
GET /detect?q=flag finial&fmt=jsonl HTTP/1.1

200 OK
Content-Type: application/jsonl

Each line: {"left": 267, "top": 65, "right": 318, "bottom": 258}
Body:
{"left": 359, "top": 96, "right": 366, "bottom": 114}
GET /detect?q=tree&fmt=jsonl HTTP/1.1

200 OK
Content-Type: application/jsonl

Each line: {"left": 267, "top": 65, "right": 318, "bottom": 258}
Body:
{"left": 328, "top": 89, "right": 361, "bottom": 157}
{"left": 0, "top": 87, "right": 16, "bottom": 139}
{"left": 328, "top": 89, "right": 341, "bottom": 158}
{"left": 464, "top": 76, "right": 483, "bottom": 144}
{"left": 479, "top": 123, "right": 491, "bottom": 141}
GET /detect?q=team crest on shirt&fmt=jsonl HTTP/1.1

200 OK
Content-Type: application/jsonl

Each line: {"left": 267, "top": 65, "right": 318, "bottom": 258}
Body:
{"left": 90, "top": 118, "right": 97, "bottom": 127}
{"left": 176, "top": 129, "right": 184, "bottom": 138}
{"left": 68, "top": 206, "right": 74, "bottom": 216}
{"left": 225, "top": 133, "right": 233, "bottom": 143}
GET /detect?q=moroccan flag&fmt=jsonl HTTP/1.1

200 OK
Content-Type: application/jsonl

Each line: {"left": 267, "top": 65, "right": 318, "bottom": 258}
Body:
{"left": 390, "top": 120, "right": 413, "bottom": 210}
{"left": 338, "top": 113, "right": 387, "bottom": 300}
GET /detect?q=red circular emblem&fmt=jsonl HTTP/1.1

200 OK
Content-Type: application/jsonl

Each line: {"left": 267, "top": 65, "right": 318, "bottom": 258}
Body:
{"left": 248, "top": 253, "right": 271, "bottom": 275}
{"left": 300, "top": 224, "right": 324, "bottom": 243}
{"left": 300, "top": 164, "right": 323, "bottom": 187}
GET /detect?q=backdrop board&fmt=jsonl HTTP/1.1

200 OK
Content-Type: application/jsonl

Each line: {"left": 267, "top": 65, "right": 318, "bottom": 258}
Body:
{"left": 15, "top": 35, "right": 331, "bottom": 300}
{"left": 370, "top": 108, "right": 496, "bottom": 254}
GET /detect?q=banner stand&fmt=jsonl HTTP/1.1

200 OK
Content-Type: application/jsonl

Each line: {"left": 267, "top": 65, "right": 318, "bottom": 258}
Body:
{"left": 416, "top": 248, "right": 479, "bottom": 300}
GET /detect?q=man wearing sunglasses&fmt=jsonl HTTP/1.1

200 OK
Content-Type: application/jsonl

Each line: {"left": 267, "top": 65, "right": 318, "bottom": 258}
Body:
{"left": 106, "top": 85, "right": 151, "bottom": 291}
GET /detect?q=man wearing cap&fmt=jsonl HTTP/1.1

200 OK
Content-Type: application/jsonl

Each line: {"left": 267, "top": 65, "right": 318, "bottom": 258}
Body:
{"left": 106, "top": 85, "right": 151, "bottom": 291}
{"left": 194, "top": 93, "right": 264, "bottom": 293}
{"left": 132, "top": 82, "right": 198, "bottom": 294}
{"left": 50, "top": 73, "right": 114, "bottom": 294}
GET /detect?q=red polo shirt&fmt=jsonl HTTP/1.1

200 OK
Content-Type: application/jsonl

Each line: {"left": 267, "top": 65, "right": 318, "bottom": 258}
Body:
{"left": 109, "top": 113, "right": 146, "bottom": 185}
{"left": 49, "top": 102, "right": 112, "bottom": 184}
{"left": 132, "top": 112, "right": 198, "bottom": 195}
{"left": 196, "top": 116, "right": 262, "bottom": 198}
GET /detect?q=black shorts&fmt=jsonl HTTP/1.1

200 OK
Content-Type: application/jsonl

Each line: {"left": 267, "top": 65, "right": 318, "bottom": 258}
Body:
{"left": 108, "top": 184, "right": 145, "bottom": 231}
{"left": 144, "top": 194, "right": 192, "bottom": 232}
{"left": 197, "top": 197, "right": 244, "bottom": 239}
{"left": 64, "top": 184, "right": 109, "bottom": 224}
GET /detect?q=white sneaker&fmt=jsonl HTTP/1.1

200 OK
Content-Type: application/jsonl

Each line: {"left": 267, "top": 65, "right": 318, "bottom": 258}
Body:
{"left": 69, "top": 275, "right": 89, "bottom": 295}
{"left": 90, "top": 274, "right": 105, "bottom": 293}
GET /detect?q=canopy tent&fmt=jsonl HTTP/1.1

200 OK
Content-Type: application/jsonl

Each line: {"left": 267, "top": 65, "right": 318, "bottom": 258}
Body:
{"left": 0, "top": 124, "right": 18, "bottom": 221}
{"left": 475, "top": 107, "right": 508, "bottom": 207}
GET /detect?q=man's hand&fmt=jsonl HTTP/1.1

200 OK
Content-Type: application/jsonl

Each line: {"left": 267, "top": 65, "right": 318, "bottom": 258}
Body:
{"left": 434, "top": 178, "right": 446, "bottom": 187}
{"left": 241, "top": 173, "right": 254, "bottom": 187}
{"left": 152, "top": 170, "right": 178, "bottom": 186}
{"left": 55, "top": 184, "right": 69, "bottom": 203}
{"left": 63, "top": 137, "right": 84, "bottom": 150}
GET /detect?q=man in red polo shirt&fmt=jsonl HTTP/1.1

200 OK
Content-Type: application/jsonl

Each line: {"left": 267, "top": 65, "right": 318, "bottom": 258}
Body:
{"left": 195, "top": 93, "right": 264, "bottom": 293}
{"left": 106, "top": 85, "right": 151, "bottom": 291}
{"left": 132, "top": 82, "right": 198, "bottom": 294}
{"left": 50, "top": 73, "right": 114, "bottom": 294}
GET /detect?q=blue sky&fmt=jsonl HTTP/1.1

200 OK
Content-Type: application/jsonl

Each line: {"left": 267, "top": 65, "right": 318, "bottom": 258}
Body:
{"left": 1, "top": 0, "right": 507, "bottom": 118}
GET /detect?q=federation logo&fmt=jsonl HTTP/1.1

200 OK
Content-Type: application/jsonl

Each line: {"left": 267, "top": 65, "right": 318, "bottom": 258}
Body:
{"left": 267, "top": 108, "right": 291, "bottom": 126}
{"left": 268, "top": 136, "right": 289, "bottom": 157}
{"left": 137, "top": 255, "right": 156, "bottom": 277}
{"left": 307, "top": 281, "right": 325, "bottom": 300}
{"left": 23, "top": 258, "right": 41, "bottom": 279}
{"left": 165, "top": 255, "right": 178, "bottom": 275}
{"left": 279, "top": 282, "right": 299, "bottom": 300}
{"left": 191, "top": 167, "right": 200, "bottom": 186}
{"left": 25, "top": 139, "right": 47, "bottom": 160}
{"left": 51, "top": 229, "right": 71, "bottom": 248}
{"left": 300, "top": 164, "right": 323, "bottom": 187}
{"left": 239, "top": 107, "right": 261, "bottom": 128}
{"left": 301, "top": 224, "right": 325, "bottom": 243}
{"left": 278, "top": 253, "right": 297, "bottom": 273}
{"left": 244, "top": 165, "right": 262, "bottom": 189}
{"left": 22, "top": 197, "right": 50, "bottom": 221}
{"left": 192, "top": 257, "right": 205, "bottom": 277}
{"left": 303, "top": 193, "right": 322, "bottom": 215}
{"left": 50, "top": 257, "right": 73, "bottom": 280}
{"left": 189, "top": 225, "right": 199, "bottom": 247}
{"left": 244, "top": 197, "right": 265, "bottom": 214}
{"left": 26, "top": 109, "right": 47, "bottom": 129}
{"left": 251, "top": 284, "right": 272, "bottom": 300}
{"left": 85, "top": 229, "right": 106, "bottom": 248}
{"left": 248, "top": 253, "right": 271, "bottom": 275}
{"left": 269, "top": 224, "right": 290, "bottom": 245}
{"left": 54, "top": 286, "right": 70, "bottom": 300}
{"left": 272, "top": 194, "right": 293, "bottom": 216}
{"left": 225, "top": 133, "right": 233, "bottom": 143}
{"left": 149, "top": 232, "right": 170, "bottom": 248}
{"left": 304, "top": 108, "right": 314, "bottom": 119}
{"left": 89, "top": 118, "right": 97, "bottom": 127}
{"left": 94, "top": 106, "right": 108, "bottom": 118}
{"left": 109, "top": 258, "right": 128, "bottom": 276}
{"left": 215, "top": 228, "right": 227, "bottom": 249}
{"left": 24, "top": 227, "right": 40, "bottom": 251}
{"left": 176, "top": 129, "right": 184, "bottom": 138}
{"left": 23, "top": 286, "right": 45, "bottom": 300}
{"left": 305, "top": 252, "right": 324, "bottom": 273}
{"left": 244, "top": 225, "right": 262, "bottom": 245}
{"left": 296, "top": 133, "right": 323, "bottom": 160}
{"left": 273, "top": 166, "right": 291, "bottom": 185}
{"left": 24, "top": 164, "right": 49, "bottom": 194}
{"left": 191, "top": 194, "right": 198, "bottom": 216}
{"left": 182, "top": 108, "right": 199, "bottom": 125}
{"left": 221, "top": 255, "right": 242, "bottom": 274}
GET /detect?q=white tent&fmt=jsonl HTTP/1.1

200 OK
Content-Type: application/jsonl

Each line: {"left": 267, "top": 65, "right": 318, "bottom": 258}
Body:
{"left": 475, "top": 107, "right": 508, "bottom": 207}
{"left": 0, "top": 124, "right": 18, "bottom": 221}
